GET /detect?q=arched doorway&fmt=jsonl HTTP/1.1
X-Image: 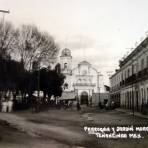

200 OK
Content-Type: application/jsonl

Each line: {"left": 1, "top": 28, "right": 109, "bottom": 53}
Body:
{"left": 81, "top": 91, "right": 88, "bottom": 105}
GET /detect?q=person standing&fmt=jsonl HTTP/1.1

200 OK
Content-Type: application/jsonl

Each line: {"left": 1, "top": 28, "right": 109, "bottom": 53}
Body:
{"left": 8, "top": 100, "right": 13, "bottom": 112}
{"left": 2, "top": 100, "right": 7, "bottom": 112}
{"left": 77, "top": 102, "right": 81, "bottom": 111}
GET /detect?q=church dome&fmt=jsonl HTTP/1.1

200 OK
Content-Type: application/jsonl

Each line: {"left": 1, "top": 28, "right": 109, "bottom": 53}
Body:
{"left": 61, "top": 48, "right": 71, "bottom": 57}
{"left": 78, "top": 60, "right": 91, "bottom": 66}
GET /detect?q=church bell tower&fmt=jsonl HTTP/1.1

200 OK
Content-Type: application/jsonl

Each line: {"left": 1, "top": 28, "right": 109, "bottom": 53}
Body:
{"left": 60, "top": 48, "right": 72, "bottom": 91}
{"left": 60, "top": 48, "right": 72, "bottom": 74}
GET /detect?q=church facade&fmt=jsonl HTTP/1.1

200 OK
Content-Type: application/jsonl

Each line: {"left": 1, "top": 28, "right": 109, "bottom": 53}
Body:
{"left": 59, "top": 48, "right": 100, "bottom": 106}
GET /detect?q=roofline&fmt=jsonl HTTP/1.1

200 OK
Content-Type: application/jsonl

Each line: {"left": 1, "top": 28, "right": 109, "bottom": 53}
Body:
{"left": 72, "top": 65, "right": 98, "bottom": 73}
{"left": 119, "top": 36, "right": 148, "bottom": 67}
{"left": 109, "top": 69, "right": 121, "bottom": 79}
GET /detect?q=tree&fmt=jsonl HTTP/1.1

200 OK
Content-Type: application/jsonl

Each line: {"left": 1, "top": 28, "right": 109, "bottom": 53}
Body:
{"left": 0, "top": 56, "right": 25, "bottom": 93}
{"left": 55, "top": 63, "right": 61, "bottom": 74}
{"left": 47, "top": 70, "right": 65, "bottom": 98}
{"left": 26, "top": 65, "right": 65, "bottom": 103}
{"left": 0, "top": 20, "right": 16, "bottom": 58}
{"left": 0, "top": 20, "right": 63, "bottom": 109}
{"left": 0, "top": 20, "right": 22, "bottom": 98}
{"left": 14, "top": 25, "right": 59, "bottom": 70}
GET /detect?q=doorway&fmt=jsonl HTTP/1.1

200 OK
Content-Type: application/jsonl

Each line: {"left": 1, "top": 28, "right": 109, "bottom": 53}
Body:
{"left": 81, "top": 91, "right": 88, "bottom": 105}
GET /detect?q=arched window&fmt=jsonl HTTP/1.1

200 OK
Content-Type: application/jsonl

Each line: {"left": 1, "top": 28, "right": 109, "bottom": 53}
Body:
{"left": 141, "top": 58, "right": 144, "bottom": 70}
{"left": 63, "top": 83, "right": 68, "bottom": 90}
{"left": 64, "top": 63, "right": 68, "bottom": 70}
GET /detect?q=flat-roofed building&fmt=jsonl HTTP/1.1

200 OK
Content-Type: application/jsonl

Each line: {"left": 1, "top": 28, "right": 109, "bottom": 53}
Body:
{"left": 110, "top": 37, "right": 148, "bottom": 111}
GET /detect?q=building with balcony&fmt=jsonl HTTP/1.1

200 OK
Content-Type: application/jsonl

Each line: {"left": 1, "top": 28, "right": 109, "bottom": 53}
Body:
{"left": 110, "top": 37, "right": 148, "bottom": 111}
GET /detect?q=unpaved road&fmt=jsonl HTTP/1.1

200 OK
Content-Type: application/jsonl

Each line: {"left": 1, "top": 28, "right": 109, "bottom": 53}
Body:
{"left": 0, "top": 109, "right": 98, "bottom": 148}
{"left": 0, "top": 109, "right": 148, "bottom": 148}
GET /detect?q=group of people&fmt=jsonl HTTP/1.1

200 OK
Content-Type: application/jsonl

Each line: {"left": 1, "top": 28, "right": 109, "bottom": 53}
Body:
{"left": 1, "top": 100, "right": 13, "bottom": 112}
{"left": 0, "top": 92, "right": 83, "bottom": 113}
{"left": 55, "top": 100, "right": 81, "bottom": 111}
{"left": 0, "top": 92, "right": 14, "bottom": 113}
{"left": 56, "top": 100, "right": 74, "bottom": 110}
{"left": 98, "top": 101, "right": 115, "bottom": 110}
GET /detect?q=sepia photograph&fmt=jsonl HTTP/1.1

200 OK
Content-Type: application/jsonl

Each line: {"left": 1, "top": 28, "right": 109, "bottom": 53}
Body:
{"left": 0, "top": 0, "right": 148, "bottom": 148}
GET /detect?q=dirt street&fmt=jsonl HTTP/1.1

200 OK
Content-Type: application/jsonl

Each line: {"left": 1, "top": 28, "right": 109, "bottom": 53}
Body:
{"left": 0, "top": 108, "right": 148, "bottom": 148}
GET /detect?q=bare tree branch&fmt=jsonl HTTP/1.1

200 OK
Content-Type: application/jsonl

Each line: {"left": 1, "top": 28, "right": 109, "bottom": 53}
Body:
{"left": 14, "top": 24, "right": 59, "bottom": 70}
{"left": 0, "top": 20, "right": 15, "bottom": 58}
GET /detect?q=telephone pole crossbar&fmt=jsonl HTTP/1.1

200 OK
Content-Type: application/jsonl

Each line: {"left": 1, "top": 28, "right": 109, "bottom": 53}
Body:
{"left": 0, "top": 10, "right": 10, "bottom": 14}
{"left": 0, "top": 9, "right": 10, "bottom": 23}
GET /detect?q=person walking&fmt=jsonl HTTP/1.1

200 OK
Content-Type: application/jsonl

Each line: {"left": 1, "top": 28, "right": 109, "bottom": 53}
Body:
{"left": 77, "top": 102, "right": 81, "bottom": 111}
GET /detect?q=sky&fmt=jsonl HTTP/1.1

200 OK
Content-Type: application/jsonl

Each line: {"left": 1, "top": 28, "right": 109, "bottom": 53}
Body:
{"left": 1, "top": 0, "right": 148, "bottom": 85}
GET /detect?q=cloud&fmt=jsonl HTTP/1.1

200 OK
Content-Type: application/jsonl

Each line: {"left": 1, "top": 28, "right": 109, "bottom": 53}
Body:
{"left": 68, "top": 35, "right": 96, "bottom": 49}
{"left": 58, "top": 35, "right": 97, "bottom": 50}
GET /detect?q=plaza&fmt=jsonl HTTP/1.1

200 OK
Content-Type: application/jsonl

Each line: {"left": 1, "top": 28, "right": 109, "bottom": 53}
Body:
{"left": 0, "top": 108, "right": 148, "bottom": 148}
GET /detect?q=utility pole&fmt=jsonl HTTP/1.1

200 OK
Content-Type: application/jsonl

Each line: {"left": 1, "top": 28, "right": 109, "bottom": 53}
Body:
{"left": 0, "top": 9, "right": 10, "bottom": 23}
{"left": 98, "top": 72, "right": 103, "bottom": 103}
{"left": 37, "top": 58, "right": 41, "bottom": 101}
{"left": 132, "top": 59, "right": 134, "bottom": 117}
{"left": 0, "top": 9, "right": 10, "bottom": 35}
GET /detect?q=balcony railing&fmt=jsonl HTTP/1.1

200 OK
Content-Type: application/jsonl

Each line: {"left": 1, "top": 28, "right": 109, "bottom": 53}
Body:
{"left": 117, "top": 68, "right": 148, "bottom": 87}
{"left": 111, "top": 68, "right": 148, "bottom": 92}
{"left": 124, "top": 74, "right": 136, "bottom": 85}
{"left": 137, "top": 68, "right": 148, "bottom": 79}
{"left": 120, "top": 80, "right": 125, "bottom": 86}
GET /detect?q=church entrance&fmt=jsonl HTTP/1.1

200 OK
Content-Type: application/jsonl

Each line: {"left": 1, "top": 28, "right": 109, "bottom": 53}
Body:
{"left": 81, "top": 91, "right": 89, "bottom": 105}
